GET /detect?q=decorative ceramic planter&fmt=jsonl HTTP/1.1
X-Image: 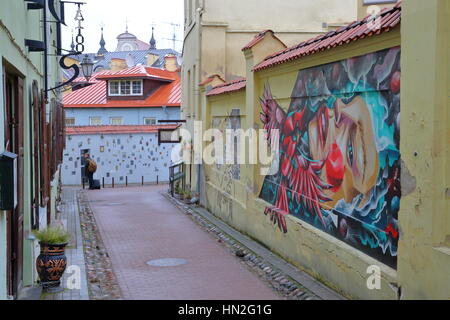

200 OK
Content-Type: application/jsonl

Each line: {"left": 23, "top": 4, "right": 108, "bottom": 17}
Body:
{"left": 36, "top": 242, "right": 68, "bottom": 292}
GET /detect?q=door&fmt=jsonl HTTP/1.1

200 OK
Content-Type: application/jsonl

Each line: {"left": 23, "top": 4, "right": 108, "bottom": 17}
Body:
{"left": 4, "top": 72, "right": 24, "bottom": 298}
{"left": 80, "top": 149, "right": 90, "bottom": 184}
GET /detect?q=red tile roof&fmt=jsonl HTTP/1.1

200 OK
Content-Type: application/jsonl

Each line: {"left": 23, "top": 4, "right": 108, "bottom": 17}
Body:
{"left": 95, "top": 65, "right": 174, "bottom": 81}
{"left": 199, "top": 74, "right": 225, "bottom": 86}
{"left": 242, "top": 29, "right": 285, "bottom": 51}
{"left": 66, "top": 124, "right": 179, "bottom": 135}
{"left": 242, "top": 30, "right": 273, "bottom": 51}
{"left": 254, "top": 2, "right": 401, "bottom": 71}
{"left": 64, "top": 66, "right": 181, "bottom": 108}
{"left": 206, "top": 78, "right": 247, "bottom": 97}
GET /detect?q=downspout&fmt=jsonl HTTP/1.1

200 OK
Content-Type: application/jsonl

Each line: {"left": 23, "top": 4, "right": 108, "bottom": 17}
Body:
{"left": 196, "top": 1, "right": 204, "bottom": 197}
{"left": 43, "top": 0, "right": 48, "bottom": 96}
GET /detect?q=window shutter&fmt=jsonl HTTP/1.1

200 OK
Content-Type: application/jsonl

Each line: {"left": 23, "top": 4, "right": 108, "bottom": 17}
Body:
{"left": 31, "top": 81, "right": 40, "bottom": 228}
{"left": 39, "top": 90, "right": 49, "bottom": 207}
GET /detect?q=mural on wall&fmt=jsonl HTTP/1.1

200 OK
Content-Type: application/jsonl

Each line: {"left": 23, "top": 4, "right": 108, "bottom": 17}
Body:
{"left": 259, "top": 47, "right": 401, "bottom": 268}
{"left": 210, "top": 109, "right": 242, "bottom": 220}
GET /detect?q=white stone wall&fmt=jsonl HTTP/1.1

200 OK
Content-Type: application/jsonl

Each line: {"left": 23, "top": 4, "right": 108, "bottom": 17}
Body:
{"left": 62, "top": 132, "right": 178, "bottom": 186}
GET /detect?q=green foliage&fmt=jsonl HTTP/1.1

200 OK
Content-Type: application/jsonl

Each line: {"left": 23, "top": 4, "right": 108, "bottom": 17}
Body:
{"left": 174, "top": 183, "right": 182, "bottom": 195}
{"left": 33, "top": 225, "right": 71, "bottom": 244}
{"left": 184, "top": 189, "right": 192, "bottom": 199}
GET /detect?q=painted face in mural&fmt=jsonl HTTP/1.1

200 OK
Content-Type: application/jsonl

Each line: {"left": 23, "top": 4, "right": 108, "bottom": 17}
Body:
{"left": 259, "top": 46, "right": 401, "bottom": 268}
{"left": 308, "top": 96, "right": 379, "bottom": 206}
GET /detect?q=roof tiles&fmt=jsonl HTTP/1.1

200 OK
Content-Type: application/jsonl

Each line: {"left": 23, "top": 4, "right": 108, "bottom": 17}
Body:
{"left": 63, "top": 66, "right": 181, "bottom": 108}
{"left": 206, "top": 78, "right": 247, "bottom": 97}
{"left": 253, "top": 2, "right": 401, "bottom": 71}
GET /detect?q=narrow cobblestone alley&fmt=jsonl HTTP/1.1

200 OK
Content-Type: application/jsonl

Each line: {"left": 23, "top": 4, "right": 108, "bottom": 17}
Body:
{"left": 84, "top": 185, "right": 280, "bottom": 300}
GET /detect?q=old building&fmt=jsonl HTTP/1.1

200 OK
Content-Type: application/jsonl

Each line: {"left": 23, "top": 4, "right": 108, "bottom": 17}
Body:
{"left": 66, "top": 27, "right": 181, "bottom": 75}
{"left": 191, "top": 0, "right": 450, "bottom": 299}
{"left": 182, "top": 0, "right": 358, "bottom": 193}
{"left": 0, "top": 0, "right": 65, "bottom": 299}
{"left": 62, "top": 64, "right": 181, "bottom": 186}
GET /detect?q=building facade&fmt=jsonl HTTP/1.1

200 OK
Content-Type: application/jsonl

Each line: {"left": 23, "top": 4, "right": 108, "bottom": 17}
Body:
{"left": 0, "top": 0, "right": 65, "bottom": 299}
{"left": 182, "top": 0, "right": 358, "bottom": 194}
{"left": 62, "top": 65, "right": 181, "bottom": 186}
{"left": 190, "top": 0, "right": 450, "bottom": 299}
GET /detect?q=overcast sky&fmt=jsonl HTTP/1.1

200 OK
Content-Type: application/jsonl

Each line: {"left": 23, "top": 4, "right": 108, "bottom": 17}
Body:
{"left": 61, "top": 0, "right": 184, "bottom": 54}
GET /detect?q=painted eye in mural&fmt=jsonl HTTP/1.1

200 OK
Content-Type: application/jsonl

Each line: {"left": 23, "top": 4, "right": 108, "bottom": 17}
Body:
{"left": 347, "top": 133, "right": 354, "bottom": 167}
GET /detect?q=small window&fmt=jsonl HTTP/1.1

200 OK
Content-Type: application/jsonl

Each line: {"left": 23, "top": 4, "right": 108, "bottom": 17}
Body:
{"left": 132, "top": 81, "right": 142, "bottom": 95}
{"left": 90, "top": 117, "right": 102, "bottom": 126}
{"left": 109, "top": 80, "right": 143, "bottom": 96}
{"left": 109, "top": 81, "right": 120, "bottom": 95}
{"left": 65, "top": 117, "right": 75, "bottom": 126}
{"left": 110, "top": 117, "right": 123, "bottom": 125}
{"left": 120, "top": 81, "right": 131, "bottom": 95}
{"left": 144, "top": 117, "right": 156, "bottom": 125}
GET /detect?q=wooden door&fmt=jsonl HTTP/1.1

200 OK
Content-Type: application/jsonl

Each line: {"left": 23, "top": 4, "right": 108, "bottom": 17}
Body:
{"left": 3, "top": 73, "right": 24, "bottom": 298}
{"left": 13, "top": 77, "right": 24, "bottom": 297}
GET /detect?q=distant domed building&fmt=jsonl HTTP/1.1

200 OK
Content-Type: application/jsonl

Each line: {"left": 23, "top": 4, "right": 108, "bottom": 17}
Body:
{"left": 67, "top": 25, "right": 181, "bottom": 77}
{"left": 116, "top": 26, "right": 152, "bottom": 52}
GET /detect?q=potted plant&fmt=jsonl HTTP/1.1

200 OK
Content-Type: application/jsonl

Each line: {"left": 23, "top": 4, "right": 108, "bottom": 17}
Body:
{"left": 183, "top": 190, "right": 192, "bottom": 203}
{"left": 33, "top": 224, "right": 71, "bottom": 292}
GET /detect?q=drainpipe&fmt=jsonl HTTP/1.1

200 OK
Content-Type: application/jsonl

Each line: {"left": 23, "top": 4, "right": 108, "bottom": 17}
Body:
{"left": 195, "top": 1, "right": 204, "bottom": 197}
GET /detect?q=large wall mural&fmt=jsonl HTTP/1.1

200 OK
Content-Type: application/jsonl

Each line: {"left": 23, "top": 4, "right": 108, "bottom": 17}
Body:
{"left": 259, "top": 47, "right": 401, "bottom": 268}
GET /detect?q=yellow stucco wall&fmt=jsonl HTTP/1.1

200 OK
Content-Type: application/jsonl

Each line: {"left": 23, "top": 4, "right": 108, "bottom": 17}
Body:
{"left": 397, "top": 0, "right": 450, "bottom": 299}
{"left": 188, "top": 0, "right": 449, "bottom": 300}
{"left": 204, "top": 27, "right": 442, "bottom": 299}
{"left": 202, "top": 0, "right": 450, "bottom": 298}
{"left": 182, "top": 0, "right": 358, "bottom": 191}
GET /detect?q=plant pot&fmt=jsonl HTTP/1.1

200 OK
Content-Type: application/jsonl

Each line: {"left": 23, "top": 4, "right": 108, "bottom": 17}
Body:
{"left": 183, "top": 197, "right": 192, "bottom": 204}
{"left": 36, "top": 242, "right": 68, "bottom": 292}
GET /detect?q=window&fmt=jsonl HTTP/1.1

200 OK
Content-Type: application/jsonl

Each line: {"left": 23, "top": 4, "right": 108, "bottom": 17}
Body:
{"left": 144, "top": 117, "right": 156, "bottom": 125}
{"left": 132, "top": 81, "right": 142, "bottom": 94}
{"left": 110, "top": 117, "right": 123, "bottom": 125}
{"left": 109, "top": 80, "right": 143, "bottom": 96}
{"left": 120, "top": 81, "right": 131, "bottom": 95}
{"left": 90, "top": 117, "right": 102, "bottom": 125}
{"left": 109, "top": 81, "right": 120, "bottom": 95}
{"left": 65, "top": 117, "right": 75, "bottom": 126}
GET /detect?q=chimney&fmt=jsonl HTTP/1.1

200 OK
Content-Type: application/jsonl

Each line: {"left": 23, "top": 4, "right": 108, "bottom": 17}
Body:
{"left": 164, "top": 54, "right": 178, "bottom": 72}
{"left": 146, "top": 53, "right": 159, "bottom": 67}
{"left": 109, "top": 58, "right": 127, "bottom": 71}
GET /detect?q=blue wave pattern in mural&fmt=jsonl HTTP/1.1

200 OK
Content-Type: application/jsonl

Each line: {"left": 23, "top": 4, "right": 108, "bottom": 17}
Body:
{"left": 259, "top": 47, "right": 401, "bottom": 268}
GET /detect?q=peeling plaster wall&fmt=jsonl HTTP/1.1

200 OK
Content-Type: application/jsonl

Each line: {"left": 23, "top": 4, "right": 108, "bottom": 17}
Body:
{"left": 397, "top": 0, "right": 450, "bottom": 300}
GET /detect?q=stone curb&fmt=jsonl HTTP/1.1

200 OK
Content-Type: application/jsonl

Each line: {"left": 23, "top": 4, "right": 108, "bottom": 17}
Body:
{"left": 77, "top": 190, "right": 123, "bottom": 300}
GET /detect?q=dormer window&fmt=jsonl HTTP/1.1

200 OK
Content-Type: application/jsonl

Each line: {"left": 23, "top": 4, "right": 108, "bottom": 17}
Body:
{"left": 108, "top": 80, "right": 143, "bottom": 96}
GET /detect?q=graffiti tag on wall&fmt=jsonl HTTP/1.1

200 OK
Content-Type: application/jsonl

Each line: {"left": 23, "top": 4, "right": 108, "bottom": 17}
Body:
{"left": 259, "top": 47, "right": 401, "bottom": 268}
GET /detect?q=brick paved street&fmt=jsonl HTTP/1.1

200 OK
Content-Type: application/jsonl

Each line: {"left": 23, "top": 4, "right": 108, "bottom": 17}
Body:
{"left": 85, "top": 185, "right": 279, "bottom": 300}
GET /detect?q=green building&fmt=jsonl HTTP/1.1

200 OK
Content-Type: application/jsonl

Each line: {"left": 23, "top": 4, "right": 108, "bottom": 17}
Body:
{"left": 0, "top": 0, "right": 66, "bottom": 299}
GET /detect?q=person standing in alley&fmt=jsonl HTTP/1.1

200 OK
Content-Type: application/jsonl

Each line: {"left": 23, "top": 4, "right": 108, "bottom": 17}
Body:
{"left": 84, "top": 153, "right": 97, "bottom": 189}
